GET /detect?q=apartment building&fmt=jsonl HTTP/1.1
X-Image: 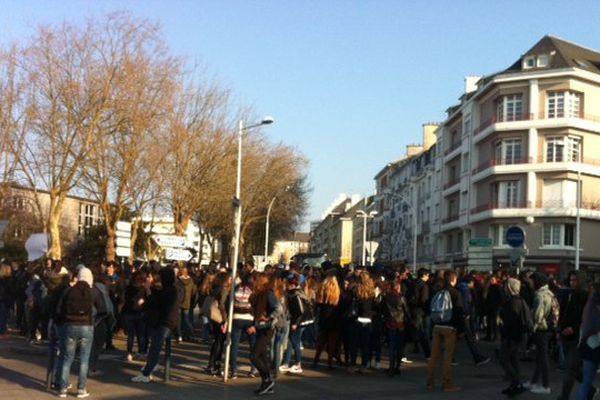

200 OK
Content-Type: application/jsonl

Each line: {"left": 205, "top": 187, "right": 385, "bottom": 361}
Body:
{"left": 435, "top": 35, "right": 600, "bottom": 274}
{"left": 309, "top": 194, "right": 361, "bottom": 265}
{"left": 269, "top": 232, "right": 310, "bottom": 264}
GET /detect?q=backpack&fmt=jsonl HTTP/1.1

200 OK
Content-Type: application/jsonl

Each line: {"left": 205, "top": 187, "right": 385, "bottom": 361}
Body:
{"left": 64, "top": 282, "right": 93, "bottom": 324}
{"left": 546, "top": 294, "right": 560, "bottom": 331}
{"left": 519, "top": 297, "right": 534, "bottom": 333}
{"left": 430, "top": 289, "right": 453, "bottom": 324}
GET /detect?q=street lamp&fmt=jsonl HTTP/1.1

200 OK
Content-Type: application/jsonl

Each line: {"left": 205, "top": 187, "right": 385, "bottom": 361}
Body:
{"left": 264, "top": 185, "right": 291, "bottom": 265}
{"left": 356, "top": 209, "right": 378, "bottom": 265}
{"left": 224, "top": 116, "right": 273, "bottom": 383}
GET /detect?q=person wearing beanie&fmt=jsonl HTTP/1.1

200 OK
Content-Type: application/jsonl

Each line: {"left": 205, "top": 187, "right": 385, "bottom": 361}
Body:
{"left": 55, "top": 265, "right": 99, "bottom": 399}
{"left": 499, "top": 277, "right": 533, "bottom": 397}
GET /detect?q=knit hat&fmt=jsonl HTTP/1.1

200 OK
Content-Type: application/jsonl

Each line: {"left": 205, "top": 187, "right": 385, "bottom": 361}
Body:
{"left": 506, "top": 278, "right": 521, "bottom": 296}
{"left": 77, "top": 266, "right": 94, "bottom": 287}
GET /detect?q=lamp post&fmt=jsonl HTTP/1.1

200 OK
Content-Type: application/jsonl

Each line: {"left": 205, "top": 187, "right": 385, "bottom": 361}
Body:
{"left": 264, "top": 185, "right": 291, "bottom": 264}
{"left": 575, "top": 167, "right": 581, "bottom": 270}
{"left": 223, "top": 116, "right": 273, "bottom": 382}
{"left": 356, "top": 209, "right": 378, "bottom": 265}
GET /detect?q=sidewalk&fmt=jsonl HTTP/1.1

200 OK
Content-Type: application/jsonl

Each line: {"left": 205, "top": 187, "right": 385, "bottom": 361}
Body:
{"left": 0, "top": 332, "right": 570, "bottom": 399}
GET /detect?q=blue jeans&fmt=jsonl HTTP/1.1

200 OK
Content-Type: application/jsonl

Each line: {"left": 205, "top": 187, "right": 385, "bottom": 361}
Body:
{"left": 388, "top": 329, "right": 406, "bottom": 370}
{"left": 577, "top": 359, "right": 600, "bottom": 400}
{"left": 59, "top": 324, "right": 94, "bottom": 391}
{"left": 284, "top": 326, "right": 305, "bottom": 366}
{"left": 124, "top": 313, "right": 147, "bottom": 354}
{"left": 143, "top": 325, "right": 171, "bottom": 377}
{"left": 350, "top": 321, "right": 372, "bottom": 367}
{"left": 231, "top": 319, "right": 256, "bottom": 373}
{"left": 178, "top": 309, "right": 195, "bottom": 340}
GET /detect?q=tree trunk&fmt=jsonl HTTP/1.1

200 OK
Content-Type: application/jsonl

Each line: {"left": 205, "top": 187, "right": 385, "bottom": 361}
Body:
{"left": 47, "top": 197, "right": 63, "bottom": 260}
{"left": 105, "top": 224, "right": 116, "bottom": 262}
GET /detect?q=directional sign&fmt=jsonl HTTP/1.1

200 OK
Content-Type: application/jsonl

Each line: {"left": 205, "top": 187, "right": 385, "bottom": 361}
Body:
{"left": 154, "top": 235, "right": 186, "bottom": 248}
{"left": 506, "top": 226, "right": 525, "bottom": 248}
{"left": 116, "top": 246, "right": 130, "bottom": 258}
{"left": 469, "top": 238, "right": 493, "bottom": 247}
{"left": 165, "top": 248, "right": 193, "bottom": 261}
{"left": 116, "top": 221, "right": 132, "bottom": 233}
{"left": 115, "top": 237, "right": 131, "bottom": 248}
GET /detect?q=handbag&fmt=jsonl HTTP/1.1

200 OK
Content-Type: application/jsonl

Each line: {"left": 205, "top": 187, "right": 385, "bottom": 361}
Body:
{"left": 202, "top": 295, "right": 223, "bottom": 324}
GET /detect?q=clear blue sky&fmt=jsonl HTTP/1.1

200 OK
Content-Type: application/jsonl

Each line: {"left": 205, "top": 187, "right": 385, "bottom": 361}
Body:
{"left": 2, "top": 1, "right": 600, "bottom": 230}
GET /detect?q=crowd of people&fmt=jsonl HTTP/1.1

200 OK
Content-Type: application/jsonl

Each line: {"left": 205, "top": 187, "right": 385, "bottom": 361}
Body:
{"left": 1, "top": 256, "right": 600, "bottom": 399}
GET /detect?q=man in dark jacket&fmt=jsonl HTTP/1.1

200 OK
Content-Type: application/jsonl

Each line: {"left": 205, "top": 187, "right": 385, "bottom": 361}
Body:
{"left": 410, "top": 268, "right": 431, "bottom": 359}
{"left": 499, "top": 277, "right": 532, "bottom": 397}
{"left": 557, "top": 271, "right": 589, "bottom": 400}
{"left": 132, "top": 267, "right": 181, "bottom": 383}
{"left": 426, "top": 270, "right": 463, "bottom": 392}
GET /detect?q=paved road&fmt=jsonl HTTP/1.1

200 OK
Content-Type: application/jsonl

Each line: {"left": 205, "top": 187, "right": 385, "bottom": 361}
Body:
{"left": 0, "top": 333, "right": 574, "bottom": 399}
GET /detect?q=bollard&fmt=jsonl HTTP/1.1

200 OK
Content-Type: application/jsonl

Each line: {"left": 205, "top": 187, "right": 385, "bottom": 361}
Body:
{"left": 164, "top": 335, "right": 172, "bottom": 382}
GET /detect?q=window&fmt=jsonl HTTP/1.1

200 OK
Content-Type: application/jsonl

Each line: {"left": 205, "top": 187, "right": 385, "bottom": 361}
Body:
{"left": 495, "top": 181, "right": 520, "bottom": 208}
{"left": 543, "top": 180, "right": 577, "bottom": 207}
{"left": 547, "top": 91, "right": 581, "bottom": 118}
{"left": 447, "top": 234, "right": 453, "bottom": 253}
{"left": 495, "top": 139, "right": 522, "bottom": 165}
{"left": 523, "top": 56, "right": 535, "bottom": 69}
{"left": 497, "top": 94, "right": 523, "bottom": 121}
{"left": 537, "top": 54, "right": 549, "bottom": 67}
{"left": 543, "top": 223, "right": 575, "bottom": 247}
{"left": 491, "top": 225, "right": 510, "bottom": 247}
{"left": 78, "top": 203, "right": 96, "bottom": 235}
{"left": 546, "top": 136, "right": 581, "bottom": 162}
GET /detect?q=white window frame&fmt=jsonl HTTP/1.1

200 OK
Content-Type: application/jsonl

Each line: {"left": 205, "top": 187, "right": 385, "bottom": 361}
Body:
{"left": 547, "top": 91, "right": 582, "bottom": 119}
{"left": 537, "top": 54, "right": 549, "bottom": 67}
{"left": 546, "top": 136, "right": 581, "bottom": 163}
{"left": 497, "top": 94, "right": 523, "bottom": 122}
{"left": 491, "top": 225, "right": 510, "bottom": 247}
{"left": 523, "top": 56, "right": 535, "bottom": 69}
{"left": 542, "top": 223, "right": 575, "bottom": 248}
{"left": 495, "top": 138, "right": 522, "bottom": 165}
{"left": 495, "top": 180, "right": 520, "bottom": 208}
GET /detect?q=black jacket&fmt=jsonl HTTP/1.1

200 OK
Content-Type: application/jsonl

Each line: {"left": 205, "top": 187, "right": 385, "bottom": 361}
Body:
{"left": 558, "top": 288, "right": 587, "bottom": 342}
{"left": 145, "top": 268, "right": 181, "bottom": 331}
{"left": 315, "top": 303, "right": 339, "bottom": 331}
{"left": 499, "top": 295, "right": 532, "bottom": 342}
{"left": 411, "top": 279, "right": 431, "bottom": 316}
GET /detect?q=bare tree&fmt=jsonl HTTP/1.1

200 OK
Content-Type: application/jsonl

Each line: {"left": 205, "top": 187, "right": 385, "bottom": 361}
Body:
{"left": 80, "top": 13, "right": 180, "bottom": 261}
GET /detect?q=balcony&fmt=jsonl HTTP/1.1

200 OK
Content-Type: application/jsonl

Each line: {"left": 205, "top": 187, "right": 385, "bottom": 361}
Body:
{"left": 536, "top": 199, "right": 600, "bottom": 210}
{"left": 443, "top": 177, "right": 460, "bottom": 190}
{"left": 441, "top": 214, "right": 459, "bottom": 224}
{"left": 444, "top": 141, "right": 462, "bottom": 156}
{"left": 471, "top": 201, "right": 532, "bottom": 214}
{"left": 474, "top": 113, "right": 534, "bottom": 136}
{"left": 472, "top": 156, "right": 533, "bottom": 174}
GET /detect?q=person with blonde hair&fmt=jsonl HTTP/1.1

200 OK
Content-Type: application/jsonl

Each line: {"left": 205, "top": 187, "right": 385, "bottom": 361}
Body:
{"left": 312, "top": 274, "right": 341, "bottom": 369}
{"left": 349, "top": 269, "right": 375, "bottom": 373}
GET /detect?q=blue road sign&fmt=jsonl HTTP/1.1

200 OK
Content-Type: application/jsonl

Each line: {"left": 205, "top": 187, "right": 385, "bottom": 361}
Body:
{"left": 506, "top": 226, "right": 525, "bottom": 248}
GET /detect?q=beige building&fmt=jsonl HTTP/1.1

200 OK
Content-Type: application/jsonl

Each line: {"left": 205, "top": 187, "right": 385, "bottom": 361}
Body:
{"left": 434, "top": 35, "right": 600, "bottom": 275}
{"left": 310, "top": 194, "right": 361, "bottom": 265}
{"left": 269, "top": 232, "right": 310, "bottom": 264}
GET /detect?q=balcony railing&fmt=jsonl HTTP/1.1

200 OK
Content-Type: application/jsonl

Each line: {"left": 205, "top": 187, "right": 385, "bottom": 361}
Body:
{"left": 474, "top": 113, "right": 533, "bottom": 135}
{"left": 471, "top": 201, "right": 532, "bottom": 214}
{"left": 472, "top": 156, "right": 533, "bottom": 174}
{"left": 474, "top": 112, "right": 600, "bottom": 136}
{"left": 444, "top": 141, "right": 462, "bottom": 156}
{"left": 441, "top": 214, "right": 460, "bottom": 224}
{"left": 443, "top": 177, "right": 460, "bottom": 190}
{"left": 537, "top": 200, "right": 600, "bottom": 210}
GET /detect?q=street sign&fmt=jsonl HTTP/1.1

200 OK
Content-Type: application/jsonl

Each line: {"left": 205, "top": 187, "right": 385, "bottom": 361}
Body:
{"left": 165, "top": 248, "right": 193, "bottom": 261}
{"left": 116, "top": 221, "right": 132, "bottom": 233}
{"left": 506, "top": 226, "right": 525, "bottom": 248}
{"left": 115, "top": 237, "right": 131, "bottom": 248}
{"left": 154, "top": 235, "right": 186, "bottom": 248}
{"left": 468, "top": 238, "right": 493, "bottom": 247}
{"left": 509, "top": 246, "right": 527, "bottom": 265}
{"left": 116, "top": 246, "right": 130, "bottom": 258}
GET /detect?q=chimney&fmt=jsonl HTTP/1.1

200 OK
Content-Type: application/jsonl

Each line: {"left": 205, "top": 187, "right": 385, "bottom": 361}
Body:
{"left": 422, "top": 123, "right": 438, "bottom": 151}
{"left": 406, "top": 144, "right": 423, "bottom": 157}
{"left": 464, "top": 75, "right": 481, "bottom": 94}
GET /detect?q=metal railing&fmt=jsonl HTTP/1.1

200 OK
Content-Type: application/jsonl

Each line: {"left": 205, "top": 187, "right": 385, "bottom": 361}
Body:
{"left": 470, "top": 200, "right": 532, "bottom": 214}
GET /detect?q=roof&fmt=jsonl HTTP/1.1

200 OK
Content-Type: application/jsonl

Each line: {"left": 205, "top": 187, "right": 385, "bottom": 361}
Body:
{"left": 504, "top": 35, "right": 600, "bottom": 75}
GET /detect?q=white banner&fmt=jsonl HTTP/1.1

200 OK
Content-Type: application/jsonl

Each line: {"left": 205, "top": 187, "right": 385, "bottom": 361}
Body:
{"left": 25, "top": 233, "right": 49, "bottom": 262}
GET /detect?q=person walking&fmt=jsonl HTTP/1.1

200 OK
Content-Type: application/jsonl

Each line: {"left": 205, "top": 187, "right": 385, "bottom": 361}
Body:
{"left": 230, "top": 272, "right": 257, "bottom": 379}
{"left": 131, "top": 267, "right": 182, "bottom": 383}
{"left": 426, "top": 270, "right": 463, "bottom": 392}
{"left": 523, "top": 272, "right": 559, "bottom": 395}
{"left": 55, "top": 266, "right": 97, "bottom": 398}
{"left": 177, "top": 265, "right": 197, "bottom": 342}
{"left": 383, "top": 277, "right": 410, "bottom": 377}
{"left": 498, "top": 277, "right": 533, "bottom": 397}
{"left": 122, "top": 271, "right": 149, "bottom": 362}
{"left": 348, "top": 270, "right": 375, "bottom": 373}
{"left": 204, "top": 271, "right": 231, "bottom": 376}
